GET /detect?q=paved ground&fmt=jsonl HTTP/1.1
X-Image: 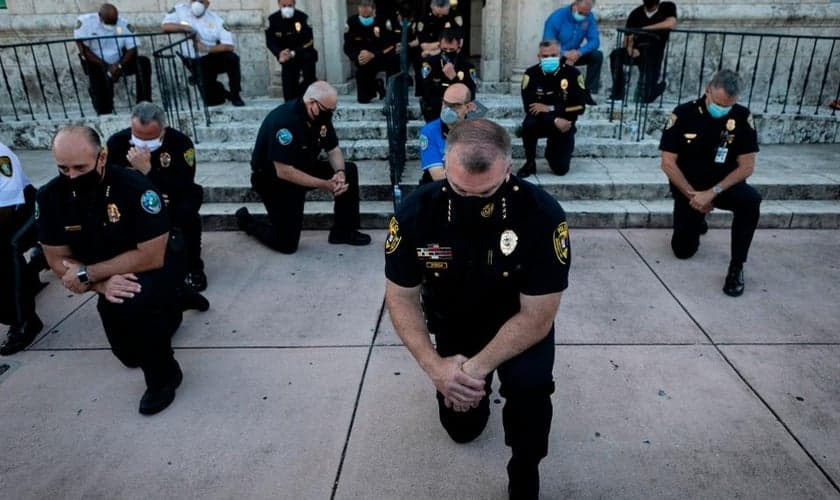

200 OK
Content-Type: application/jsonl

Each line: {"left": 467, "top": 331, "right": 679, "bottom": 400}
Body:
{"left": 1, "top": 229, "right": 839, "bottom": 499}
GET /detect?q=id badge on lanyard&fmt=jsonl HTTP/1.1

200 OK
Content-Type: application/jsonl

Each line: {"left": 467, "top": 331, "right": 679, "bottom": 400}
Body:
{"left": 715, "top": 146, "right": 728, "bottom": 164}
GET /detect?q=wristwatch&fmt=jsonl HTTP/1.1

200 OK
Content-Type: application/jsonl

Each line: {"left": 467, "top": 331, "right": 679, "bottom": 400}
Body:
{"left": 712, "top": 184, "right": 723, "bottom": 195}
{"left": 77, "top": 266, "right": 90, "bottom": 285}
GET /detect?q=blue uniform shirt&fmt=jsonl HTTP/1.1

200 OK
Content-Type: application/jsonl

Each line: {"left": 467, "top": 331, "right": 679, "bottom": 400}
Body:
{"left": 418, "top": 119, "right": 446, "bottom": 172}
{"left": 542, "top": 5, "right": 600, "bottom": 55}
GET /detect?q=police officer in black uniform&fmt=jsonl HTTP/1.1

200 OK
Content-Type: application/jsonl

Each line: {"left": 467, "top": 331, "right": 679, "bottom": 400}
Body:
{"left": 517, "top": 40, "right": 587, "bottom": 178}
{"left": 420, "top": 27, "right": 477, "bottom": 122}
{"left": 37, "top": 125, "right": 184, "bottom": 415}
{"left": 0, "top": 143, "right": 45, "bottom": 356}
{"left": 236, "top": 81, "right": 371, "bottom": 253}
{"left": 416, "top": 0, "right": 462, "bottom": 59}
{"left": 343, "top": 0, "right": 400, "bottom": 104}
{"left": 107, "top": 102, "right": 209, "bottom": 297}
{"left": 266, "top": 0, "right": 318, "bottom": 102}
{"left": 659, "top": 69, "right": 761, "bottom": 297}
{"left": 385, "top": 119, "right": 570, "bottom": 500}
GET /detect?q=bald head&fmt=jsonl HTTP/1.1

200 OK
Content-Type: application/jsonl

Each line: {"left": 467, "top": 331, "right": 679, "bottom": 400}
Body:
{"left": 443, "top": 83, "right": 472, "bottom": 105}
{"left": 52, "top": 125, "right": 105, "bottom": 179}
{"left": 99, "top": 3, "right": 118, "bottom": 25}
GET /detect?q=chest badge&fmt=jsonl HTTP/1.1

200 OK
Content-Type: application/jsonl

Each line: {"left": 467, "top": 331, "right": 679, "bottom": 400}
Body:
{"left": 457, "top": 70, "right": 464, "bottom": 80}
{"left": 500, "top": 229, "right": 518, "bottom": 256}
{"left": 159, "top": 152, "right": 172, "bottom": 168}
{"left": 107, "top": 203, "right": 121, "bottom": 223}
{"left": 560, "top": 78, "right": 568, "bottom": 90}
{"left": 374, "top": 26, "right": 380, "bottom": 37}
{"left": 295, "top": 22, "right": 302, "bottom": 32}
{"left": 481, "top": 202, "right": 494, "bottom": 218}
{"left": 726, "top": 119, "right": 736, "bottom": 131}
{"left": 320, "top": 125, "right": 328, "bottom": 138}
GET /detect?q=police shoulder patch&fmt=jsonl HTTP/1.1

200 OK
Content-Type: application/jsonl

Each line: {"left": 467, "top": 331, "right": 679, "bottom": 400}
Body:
{"left": 0, "top": 156, "right": 11, "bottom": 177}
{"left": 75, "top": 19, "right": 83, "bottom": 30}
{"left": 521, "top": 74, "right": 530, "bottom": 90}
{"left": 344, "top": 23, "right": 349, "bottom": 33}
{"left": 454, "top": 16, "right": 463, "bottom": 26}
{"left": 419, "top": 134, "right": 429, "bottom": 151}
{"left": 167, "top": 7, "right": 175, "bottom": 14}
{"left": 469, "top": 68, "right": 477, "bottom": 81}
{"left": 747, "top": 113, "right": 755, "bottom": 130}
{"left": 183, "top": 147, "right": 196, "bottom": 168}
{"left": 141, "top": 190, "right": 162, "bottom": 214}
{"left": 577, "top": 74, "right": 585, "bottom": 89}
{"left": 34, "top": 200, "right": 39, "bottom": 220}
{"left": 127, "top": 23, "right": 136, "bottom": 33}
{"left": 665, "top": 113, "right": 677, "bottom": 130}
{"left": 553, "top": 221, "right": 569, "bottom": 264}
{"left": 277, "top": 128, "right": 293, "bottom": 145}
{"left": 421, "top": 62, "right": 431, "bottom": 79}
{"left": 384, "top": 216, "right": 402, "bottom": 254}
{"left": 222, "top": 23, "right": 230, "bottom": 31}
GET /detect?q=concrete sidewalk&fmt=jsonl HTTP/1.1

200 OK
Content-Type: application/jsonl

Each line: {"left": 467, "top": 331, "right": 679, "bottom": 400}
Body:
{"left": 0, "top": 229, "right": 838, "bottom": 499}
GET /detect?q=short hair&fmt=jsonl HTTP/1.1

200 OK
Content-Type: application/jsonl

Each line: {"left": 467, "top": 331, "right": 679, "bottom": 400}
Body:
{"left": 439, "top": 26, "right": 463, "bottom": 42}
{"left": 303, "top": 81, "right": 338, "bottom": 102}
{"left": 359, "top": 0, "right": 374, "bottom": 6}
{"left": 53, "top": 125, "right": 101, "bottom": 151}
{"left": 131, "top": 101, "right": 168, "bottom": 128}
{"left": 539, "top": 40, "right": 559, "bottom": 49}
{"left": 709, "top": 69, "right": 742, "bottom": 97}
{"left": 445, "top": 119, "right": 511, "bottom": 174}
{"left": 575, "top": 0, "right": 594, "bottom": 5}
{"left": 431, "top": 0, "right": 450, "bottom": 7}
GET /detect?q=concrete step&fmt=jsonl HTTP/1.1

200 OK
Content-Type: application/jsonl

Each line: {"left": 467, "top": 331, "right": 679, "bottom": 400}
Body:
{"left": 200, "top": 199, "right": 840, "bottom": 231}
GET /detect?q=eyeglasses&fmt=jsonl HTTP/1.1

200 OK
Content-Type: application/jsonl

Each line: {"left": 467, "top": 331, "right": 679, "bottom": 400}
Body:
{"left": 314, "top": 100, "right": 336, "bottom": 112}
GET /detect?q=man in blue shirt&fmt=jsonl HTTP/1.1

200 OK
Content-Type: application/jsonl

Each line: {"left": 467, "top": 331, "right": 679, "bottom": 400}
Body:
{"left": 543, "top": 0, "right": 602, "bottom": 104}
{"left": 418, "top": 83, "right": 475, "bottom": 184}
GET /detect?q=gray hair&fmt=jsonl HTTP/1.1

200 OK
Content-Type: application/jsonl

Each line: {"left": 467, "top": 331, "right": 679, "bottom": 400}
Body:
{"left": 131, "top": 101, "right": 168, "bottom": 128}
{"left": 445, "top": 119, "right": 512, "bottom": 174}
{"left": 53, "top": 124, "right": 101, "bottom": 150}
{"left": 709, "top": 69, "right": 742, "bottom": 97}
{"left": 303, "top": 81, "right": 337, "bottom": 103}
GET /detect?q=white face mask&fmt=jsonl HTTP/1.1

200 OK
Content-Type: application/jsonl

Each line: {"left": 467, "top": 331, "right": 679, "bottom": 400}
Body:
{"left": 191, "top": 1, "right": 207, "bottom": 17}
{"left": 130, "top": 134, "right": 163, "bottom": 153}
{"left": 101, "top": 23, "right": 117, "bottom": 32}
{"left": 281, "top": 6, "right": 295, "bottom": 18}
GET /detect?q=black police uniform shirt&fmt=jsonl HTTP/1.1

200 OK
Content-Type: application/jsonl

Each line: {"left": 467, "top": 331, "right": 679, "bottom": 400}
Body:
{"left": 343, "top": 15, "right": 399, "bottom": 63}
{"left": 384, "top": 177, "right": 571, "bottom": 337}
{"left": 521, "top": 62, "right": 587, "bottom": 126}
{"left": 625, "top": 1, "right": 677, "bottom": 51}
{"left": 659, "top": 97, "right": 759, "bottom": 192}
{"left": 422, "top": 53, "right": 477, "bottom": 99}
{"left": 266, "top": 9, "right": 318, "bottom": 65}
{"left": 251, "top": 98, "right": 338, "bottom": 176}
{"left": 415, "top": 11, "right": 463, "bottom": 45}
{"left": 107, "top": 128, "right": 197, "bottom": 207}
{"left": 36, "top": 165, "right": 169, "bottom": 265}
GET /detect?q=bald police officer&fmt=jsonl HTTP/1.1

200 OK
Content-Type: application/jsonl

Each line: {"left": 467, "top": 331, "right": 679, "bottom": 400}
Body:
{"left": 38, "top": 126, "right": 184, "bottom": 415}
{"left": 162, "top": 0, "right": 245, "bottom": 106}
{"left": 266, "top": 0, "right": 318, "bottom": 102}
{"left": 74, "top": 3, "right": 151, "bottom": 115}
{"left": 236, "top": 81, "right": 371, "bottom": 253}
{"left": 385, "top": 119, "right": 570, "bottom": 499}
{"left": 660, "top": 69, "right": 761, "bottom": 297}
{"left": 418, "top": 82, "right": 475, "bottom": 184}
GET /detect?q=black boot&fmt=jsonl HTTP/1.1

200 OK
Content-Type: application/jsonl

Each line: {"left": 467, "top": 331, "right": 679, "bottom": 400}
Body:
{"left": 723, "top": 263, "right": 745, "bottom": 297}
{"left": 139, "top": 362, "right": 183, "bottom": 415}
{"left": 516, "top": 160, "right": 536, "bottom": 178}
{"left": 507, "top": 457, "right": 540, "bottom": 500}
{"left": 235, "top": 207, "right": 252, "bottom": 234}
{"left": 0, "top": 314, "right": 44, "bottom": 356}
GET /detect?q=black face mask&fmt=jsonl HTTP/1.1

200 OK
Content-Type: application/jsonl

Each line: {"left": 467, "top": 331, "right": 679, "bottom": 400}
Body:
{"left": 441, "top": 50, "right": 458, "bottom": 65}
{"left": 446, "top": 177, "right": 511, "bottom": 227}
{"left": 61, "top": 154, "right": 102, "bottom": 198}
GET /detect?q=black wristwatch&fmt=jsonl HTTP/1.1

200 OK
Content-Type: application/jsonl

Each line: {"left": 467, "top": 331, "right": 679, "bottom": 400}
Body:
{"left": 77, "top": 266, "right": 91, "bottom": 285}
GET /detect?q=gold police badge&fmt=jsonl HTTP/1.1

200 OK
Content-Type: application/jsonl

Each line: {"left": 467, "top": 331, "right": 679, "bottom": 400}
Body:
{"left": 500, "top": 229, "right": 518, "bottom": 256}
{"left": 726, "top": 119, "right": 736, "bottom": 131}
{"left": 295, "top": 22, "right": 302, "bottom": 32}
{"left": 374, "top": 26, "right": 380, "bottom": 37}
{"left": 159, "top": 152, "right": 172, "bottom": 168}
{"left": 560, "top": 78, "right": 568, "bottom": 90}
{"left": 521, "top": 74, "right": 530, "bottom": 90}
{"left": 457, "top": 71, "right": 464, "bottom": 80}
{"left": 106, "top": 203, "right": 121, "bottom": 223}
{"left": 481, "top": 202, "right": 494, "bottom": 218}
{"left": 553, "top": 222, "right": 569, "bottom": 264}
{"left": 320, "top": 125, "right": 327, "bottom": 138}
{"left": 384, "top": 217, "right": 402, "bottom": 254}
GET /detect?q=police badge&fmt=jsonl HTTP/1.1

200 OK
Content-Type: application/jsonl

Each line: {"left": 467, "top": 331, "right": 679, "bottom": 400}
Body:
{"left": 500, "top": 230, "right": 518, "bottom": 256}
{"left": 107, "top": 203, "right": 121, "bottom": 223}
{"left": 159, "top": 152, "right": 172, "bottom": 168}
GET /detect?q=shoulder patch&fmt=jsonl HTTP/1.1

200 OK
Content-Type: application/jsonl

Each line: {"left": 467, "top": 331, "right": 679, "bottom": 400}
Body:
{"left": 75, "top": 19, "right": 83, "bottom": 30}
{"left": 384, "top": 216, "right": 402, "bottom": 254}
{"left": 521, "top": 74, "right": 530, "bottom": 90}
{"left": 344, "top": 23, "right": 349, "bottom": 33}
{"left": 577, "top": 74, "right": 585, "bottom": 89}
{"left": 421, "top": 62, "right": 431, "bottom": 79}
{"left": 222, "top": 23, "right": 230, "bottom": 31}
{"left": 183, "top": 147, "right": 196, "bottom": 167}
{"left": 126, "top": 23, "right": 136, "bottom": 33}
{"left": 665, "top": 113, "right": 677, "bottom": 130}
{"left": 34, "top": 200, "right": 39, "bottom": 220}
{"left": 469, "top": 68, "right": 477, "bottom": 82}
{"left": 141, "top": 190, "right": 162, "bottom": 214}
{"left": 417, "top": 21, "right": 423, "bottom": 32}
{"left": 0, "top": 156, "right": 11, "bottom": 177}
{"left": 454, "top": 16, "right": 463, "bottom": 26}
{"left": 168, "top": 7, "right": 176, "bottom": 13}
{"left": 419, "top": 133, "right": 429, "bottom": 151}
{"left": 553, "top": 221, "right": 569, "bottom": 264}
{"left": 747, "top": 113, "right": 755, "bottom": 130}
{"left": 277, "top": 128, "right": 293, "bottom": 145}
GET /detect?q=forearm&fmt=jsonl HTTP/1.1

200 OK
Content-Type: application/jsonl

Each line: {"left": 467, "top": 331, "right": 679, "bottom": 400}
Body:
{"left": 162, "top": 23, "right": 192, "bottom": 33}
{"left": 87, "top": 246, "right": 165, "bottom": 283}
{"left": 644, "top": 17, "right": 677, "bottom": 31}
{"left": 208, "top": 43, "right": 234, "bottom": 54}
{"left": 661, "top": 153, "right": 694, "bottom": 196}
{"left": 385, "top": 281, "right": 441, "bottom": 375}
{"left": 120, "top": 49, "right": 137, "bottom": 66}
{"left": 465, "top": 310, "right": 553, "bottom": 376}
{"left": 275, "top": 162, "right": 327, "bottom": 189}
{"left": 717, "top": 154, "right": 755, "bottom": 191}
{"left": 327, "top": 148, "right": 345, "bottom": 172}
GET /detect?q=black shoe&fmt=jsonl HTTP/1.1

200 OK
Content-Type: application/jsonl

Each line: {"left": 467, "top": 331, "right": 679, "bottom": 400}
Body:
{"left": 516, "top": 160, "right": 536, "bottom": 178}
{"left": 235, "top": 207, "right": 251, "bottom": 233}
{"left": 376, "top": 78, "right": 386, "bottom": 99}
{"left": 0, "top": 315, "right": 43, "bottom": 356}
{"left": 139, "top": 362, "right": 183, "bottom": 416}
{"left": 230, "top": 94, "right": 245, "bottom": 107}
{"left": 507, "top": 458, "right": 540, "bottom": 500}
{"left": 723, "top": 265, "right": 745, "bottom": 297}
{"left": 699, "top": 219, "right": 709, "bottom": 235}
{"left": 328, "top": 230, "right": 372, "bottom": 246}
{"left": 585, "top": 94, "right": 597, "bottom": 106}
{"left": 184, "top": 270, "right": 208, "bottom": 292}
{"left": 180, "top": 291, "right": 210, "bottom": 312}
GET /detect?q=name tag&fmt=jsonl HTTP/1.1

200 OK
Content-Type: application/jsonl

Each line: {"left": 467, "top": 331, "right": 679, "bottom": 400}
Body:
{"left": 64, "top": 225, "right": 82, "bottom": 232}
{"left": 715, "top": 147, "right": 728, "bottom": 164}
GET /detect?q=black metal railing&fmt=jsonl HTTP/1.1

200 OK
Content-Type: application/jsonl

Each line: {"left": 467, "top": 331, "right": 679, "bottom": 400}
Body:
{"left": 608, "top": 27, "right": 840, "bottom": 141}
{"left": 385, "top": 19, "right": 412, "bottom": 211}
{"left": 0, "top": 32, "right": 204, "bottom": 138}
{"left": 152, "top": 33, "right": 210, "bottom": 143}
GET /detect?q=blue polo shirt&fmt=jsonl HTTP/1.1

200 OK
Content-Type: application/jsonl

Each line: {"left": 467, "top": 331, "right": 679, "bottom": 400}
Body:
{"left": 542, "top": 5, "right": 600, "bottom": 55}
{"left": 418, "top": 119, "right": 446, "bottom": 172}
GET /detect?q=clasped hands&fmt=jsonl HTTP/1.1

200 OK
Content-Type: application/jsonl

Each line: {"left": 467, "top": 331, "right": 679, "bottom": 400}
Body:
{"left": 431, "top": 354, "right": 488, "bottom": 413}
{"left": 321, "top": 170, "right": 349, "bottom": 197}
{"left": 687, "top": 188, "right": 716, "bottom": 213}
{"left": 60, "top": 260, "right": 141, "bottom": 304}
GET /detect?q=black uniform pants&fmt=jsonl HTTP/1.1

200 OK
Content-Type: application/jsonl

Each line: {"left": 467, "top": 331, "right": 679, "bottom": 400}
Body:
{"left": 354, "top": 54, "right": 399, "bottom": 103}
{"left": 522, "top": 114, "right": 575, "bottom": 175}
{"left": 186, "top": 52, "right": 242, "bottom": 105}
{"left": 574, "top": 50, "right": 603, "bottom": 94}
{"left": 609, "top": 47, "right": 664, "bottom": 102}
{"left": 433, "top": 324, "right": 556, "bottom": 466}
{"left": 96, "top": 269, "right": 182, "bottom": 391}
{"left": 0, "top": 187, "right": 39, "bottom": 328}
{"left": 169, "top": 184, "right": 204, "bottom": 273}
{"left": 671, "top": 182, "right": 762, "bottom": 266}
{"left": 281, "top": 60, "right": 317, "bottom": 101}
{"left": 249, "top": 161, "right": 361, "bottom": 253}
{"left": 84, "top": 56, "right": 152, "bottom": 115}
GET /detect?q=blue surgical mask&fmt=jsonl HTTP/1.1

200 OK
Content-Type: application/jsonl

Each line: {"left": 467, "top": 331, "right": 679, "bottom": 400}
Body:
{"left": 540, "top": 56, "right": 560, "bottom": 74}
{"left": 359, "top": 15, "right": 374, "bottom": 27}
{"left": 707, "top": 102, "right": 732, "bottom": 119}
{"left": 440, "top": 106, "right": 459, "bottom": 125}
{"left": 572, "top": 11, "right": 586, "bottom": 22}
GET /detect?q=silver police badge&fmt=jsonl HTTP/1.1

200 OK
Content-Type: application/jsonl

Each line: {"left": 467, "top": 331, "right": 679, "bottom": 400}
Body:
{"left": 159, "top": 152, "right": 172, "bottom": 168}
{"left": 500, "top": 229, "right": 518, "bottom": 256}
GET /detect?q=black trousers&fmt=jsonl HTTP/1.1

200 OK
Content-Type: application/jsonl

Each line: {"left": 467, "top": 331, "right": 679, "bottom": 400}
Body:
{"left": 84, "top": 56, "right": 152, "bottom": 115}
{"left": 169, "top": 184, "right": 204, "bottom": 273}
{"left": 0, "top": 186, "right": 39, "bottom": 327}
{"left": 574, "top": 50, "right": 603, "bottom": 94}
{"left": 671, "top": 182, "right": 762, "bottom": 266}
{"left": 249, "top": 161, "right": 361, "bottom": 253}
{"left": 609, "top": 47, "right": 664, "bottom": 102}
{"left": 281, "top": 60, "right": 317, "bottom": 101}
{"left": 186, "top": 52, "right": 242, "bottom": 105}
{"left": 433, "top": 324, "right": 556, "bottom": 466}
{"left": 96, "top": 268, "right": 182, "bottom": 390}
{"left": 522, "top": 114, "right": 575, "bottom": 175}
{"left": 354, "top": 54, "right": 399, "bottom": 103}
